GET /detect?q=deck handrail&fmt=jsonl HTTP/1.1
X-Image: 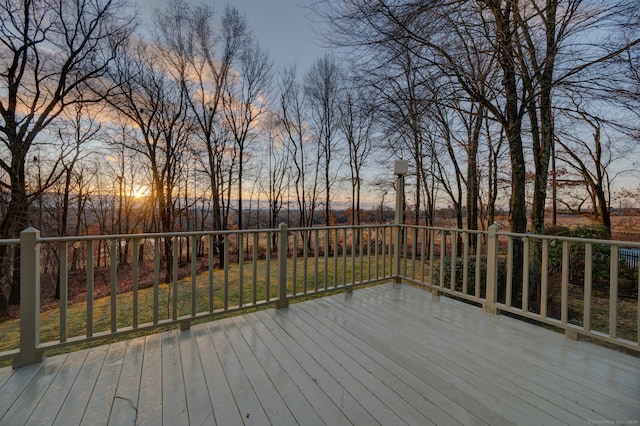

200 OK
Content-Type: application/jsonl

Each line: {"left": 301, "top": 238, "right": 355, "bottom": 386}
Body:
{"left": 2, "top": 223, "right": 397, "bottom": 367}
{"left": 1, "top": 222, "right": 639, "bottom": 368}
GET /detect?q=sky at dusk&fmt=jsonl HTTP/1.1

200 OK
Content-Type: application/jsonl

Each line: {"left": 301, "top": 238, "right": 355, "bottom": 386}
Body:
{"left": 136, "top": 0, "right": 328, "bottom": 74}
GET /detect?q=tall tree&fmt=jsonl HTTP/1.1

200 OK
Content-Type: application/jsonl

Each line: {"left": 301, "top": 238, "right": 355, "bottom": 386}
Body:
{"left": 279, "top": 66, "right": 320, "bottom": 230}
{"left": 162, "top": 2, "right": 248, "bottom": 256}
{"left": 304, "top": 55, "right": 342, "bottom": 225}
{"left": 317, "top": 0, "right": 639, "bottom": 305}
{"left": 261, "top": 112, "right": 289, "bottom": 250}
{"left": 0, "top": 0, "right": 134, "bottom": 311}
{"left": 109, "top": 40, "right": 192, "bottom": 280}
{"left": 223, "top": 40, "right": 272, "bottom": 230}
{"left": 339, "top": 84, "right": 375, "bottom": 226}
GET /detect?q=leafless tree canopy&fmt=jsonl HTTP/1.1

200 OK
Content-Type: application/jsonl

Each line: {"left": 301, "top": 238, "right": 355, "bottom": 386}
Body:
{"left": 0, "top": 0, "right": 639, "bottom": 314}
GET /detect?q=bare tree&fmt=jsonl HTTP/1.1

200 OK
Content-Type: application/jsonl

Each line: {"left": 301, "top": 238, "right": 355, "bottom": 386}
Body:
{"left": 279, "top": 66, "right": 320, "bottom": 230}
{"left": 373, "top": 44, "right": 438, "bottom": 226}
{"left": 109, "top": 40, "right": 192, "bottom": 280}
{"left": 0, "top": 0, "right": 134, "bottom": 311}
{"left": 261, "top": 112, "right": 289, "bottom": 249}
{"left": 557, "top": 111, "right": 616, "bottom": 234}
{"left": 223, "top": 40, "right": 272, "bottom": 230}
{"left": 304, "top": 55, "right": 342, "bottom": 225}
{"left": 52, "top": 103, "right": 102, "bottom": 297}
{"left": 339, "top": 84, "right": 375, "bottom": 226}
{"left": 316, "top": 0, "right": 639, "bottom": 307}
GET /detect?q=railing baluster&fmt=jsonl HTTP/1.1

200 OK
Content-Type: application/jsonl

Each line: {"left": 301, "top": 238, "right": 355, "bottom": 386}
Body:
{"left": 375, "top": 227, "right": 380, "bottom": 280}
{"left": 86, "top": 240, "right": 94, "bottom": 338}
{"left": 191, "top": 236, "right": 198, "bottom": 315}
{"left": 208, "top": 235, "right": 214, "bottom": 313}
{"left": 154, "top": 238, "right": 160, "bottom": 323}
{"left": 450, "top": 231, "right": 457, "bottom": 291}
{"left": 439, "top": 233, "right": 445, "bottom": 289}
{"left": 506, "top": 237, "right": 513, "bottom": 308}
{"left": 291, "top": 232, "right": 298, "bottom": 297}
{"left": 411, "top": 227, "right": 417, "bottom": 279}
{"left": 475, "top": 234, "right": 481, "bottom": 299}
{"left": 303, "top": 231, "right": 308, "bottom": 294}
{"left": 610, "top": 245, "right": 619, "bottom": 339}
{"left": 367, "top": 227, "right": 372, "bottom": 281}
{"left": 110, "top": 240, "right": 117, "bottom": 333}
{"left": 172, "top": 238, "right": 179, "bottom": 320}
{"left": 351, "top": 228, "right": 356, "bottom": 285}
{"left": 133, "top": 239, "right": 139, "bottom": 328}
{"left": 523, "top": 237, "right": 530, "bottom": 313}
{"left": 388, "top": 226, "right": 393, "bottom": 277}
{"left": 254, "top": 232, "right": 260, "bottom": 303}
{"left": 277, "top": 223, "right": 288, "bottom": 308}
{"left": 419, "top": 228, "right": 425, "bottom": 284}
{"left": 462, "top": 232, "right": 469, "bottom": 295}
{"left": 429, "top": 229, "right": 435, "bottom": 287}
{"left": 238, "top": 234, "right": 244, "bottom": 308}
{"left": 485, "top": 225, "right": 499, "bottom": 313}
{"left": 360, "top": 227, "right": 364, "bottom": 283}
{"left": 343, "top": 228, "right": 348, "bottom": 285}
{"left": 402, "top": 226, "right": 408, "bottom": 277}
{"left": 314, "top": 229, "right": 319, "bottom": 292}
{"left": 584, "top": 243, "right": 592, "bottom": 332}
{"left": 541, "top": 239, "right": 548, "bottom": 318}
{"left": 334, "top": 229, "right": 339, "bottom": 288}
{"left": 224, "top": 235, "right": 230, "bottom": 308}
{"left": 324, "top": 230, "right": 329, "bottom": 290}
{"left": 561, "top": 241, "right": 569, "bottom": 325}
{"left": 381, "top": 227, "right": 386, "bottom": 278}
{"left": 60, "top": 242, "right": 68, "bottom": 343}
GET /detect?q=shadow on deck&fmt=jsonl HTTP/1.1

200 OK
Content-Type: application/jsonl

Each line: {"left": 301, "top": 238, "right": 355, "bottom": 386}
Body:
{"left": 1, "top": 283, "right": 638, "bottom": 425}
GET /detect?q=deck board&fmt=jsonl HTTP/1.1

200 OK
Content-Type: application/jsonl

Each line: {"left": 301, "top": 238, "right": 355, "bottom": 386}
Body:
{"left": 161, "top": 330, "right": 189, "bottom": 426}
{"left": 79, "top": 340, "right": 126, "bottom": 426}
{"left": 240, "top": 313, "right": 353, "bottom": 425}
{"left": 380, "top": 286, "right": 638, "bottom": 416}
{"left": 324, "top": 287, "right": 618, "bottom": 423}
{"left": 0, "top": 283, "right": 638, "bottom": 426}
{"left": 374, "top": 286, "right": 640, "bottom": 414}
{"left": 109, "top": 337, "right": 144, "bottom": 426}
{"left": 0, "top": 361, "right": 40, "bottom": 421}
{"left": 52, "top": 345, "right": 109, "bottom": 426}
{"left": 1, "top": 355, "right": 68, "bottom": 425}
{"left": 136, "top": 333, "right": 162, "bottom": 426}
{"left": 230, "top": 315, "right": 324, "bottom": 425}
{"left": 26, "top": 350, "right": 87, "bottom": 425}
{"left": 192, "top": 326, "right": 242, "bottom": 426}
{"left": 254, "top": 309, "right": 379, "bottom": 425}
{"left": 179, "top": 329, "right": 215, "bottom": 425}
{"left": 208, "top": 320, "right": 270, "bottom": 425}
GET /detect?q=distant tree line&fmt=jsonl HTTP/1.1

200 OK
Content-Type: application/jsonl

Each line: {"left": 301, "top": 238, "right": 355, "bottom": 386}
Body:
{"left": 0, "top": 0, "right": 639, "bottom": 313}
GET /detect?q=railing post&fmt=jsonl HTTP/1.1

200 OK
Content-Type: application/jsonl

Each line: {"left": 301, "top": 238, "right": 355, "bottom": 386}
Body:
{"left": 16, "top": 227, "right": 44, "bottom": 368}
{"left": 483, "top": 224, "right": 499, "bottom": 315}
{"left": 277, "top": 223, "right": 289, "bottom": 309}
{"left": 393, "top": 161, "right": 408, "bottom": 284}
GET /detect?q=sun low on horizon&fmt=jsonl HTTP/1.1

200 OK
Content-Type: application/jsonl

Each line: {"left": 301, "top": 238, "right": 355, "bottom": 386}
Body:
{"left": 131, "top": 185, "right": 150, "bottom": 199}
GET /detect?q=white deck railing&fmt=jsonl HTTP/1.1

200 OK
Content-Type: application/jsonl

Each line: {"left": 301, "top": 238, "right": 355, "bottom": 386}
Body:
{"left": 395, "top": 224, "right": 639, "bottom": 353}
{"left": 1, "top": 222, "right": 639, "bottom": 368}
{"left": 2, "top": 224, "right": 396, "bottom": 367}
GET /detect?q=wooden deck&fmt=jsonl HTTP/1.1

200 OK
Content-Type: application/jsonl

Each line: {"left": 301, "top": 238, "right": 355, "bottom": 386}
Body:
{"left": 0, "top": 283, "right": 638, "bottom": 425}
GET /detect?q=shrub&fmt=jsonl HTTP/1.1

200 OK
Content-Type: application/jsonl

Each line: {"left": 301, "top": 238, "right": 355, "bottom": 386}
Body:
{"left": 433, "top": 255, "right": 507, "bottom": 300}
